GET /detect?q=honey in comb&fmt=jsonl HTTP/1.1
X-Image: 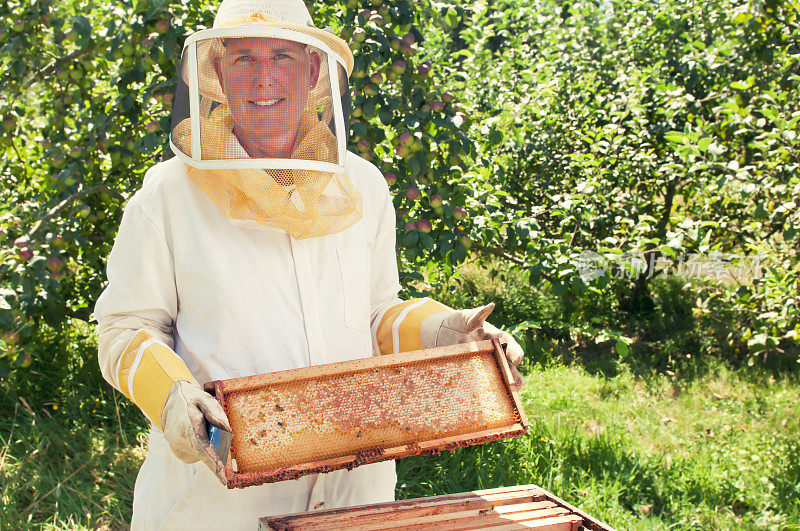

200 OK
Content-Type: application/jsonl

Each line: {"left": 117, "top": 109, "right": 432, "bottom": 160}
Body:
{"left": 213, "top": 340, "right": 528, "bottom": 487}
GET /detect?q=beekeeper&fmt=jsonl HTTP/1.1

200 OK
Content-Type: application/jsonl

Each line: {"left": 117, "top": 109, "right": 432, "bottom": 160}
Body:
{"left": 94, "top": 0, "right": 524, "bottom": 528}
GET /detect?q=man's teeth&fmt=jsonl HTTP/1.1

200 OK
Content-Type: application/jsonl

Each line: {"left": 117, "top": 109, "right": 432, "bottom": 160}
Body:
{"left": 253, "top": 99, "right": 280, "bottom": 106}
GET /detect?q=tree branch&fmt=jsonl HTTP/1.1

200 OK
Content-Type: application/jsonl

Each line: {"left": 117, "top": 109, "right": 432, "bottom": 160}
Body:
{"left": 471, "top": 243, "right": 557, "bottom": 284}
{"left": 471, "top": 243, "right": 525, "bottom": 265}
{"left": 24, "top": 46, "right": 96, "bottom": 87}
{"left": 66, "top": 308, "right": 92, "bottom": 322}
{"left": 25, "top": 185, "right": 124, "bottom": 240}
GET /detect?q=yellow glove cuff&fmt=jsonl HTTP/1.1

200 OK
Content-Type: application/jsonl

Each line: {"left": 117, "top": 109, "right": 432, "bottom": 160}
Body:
{"left": 117, "top": 330, "right": 195, "bottom": 430}
{"left": 375, "top": 298, "right": 451, "bottom": 355}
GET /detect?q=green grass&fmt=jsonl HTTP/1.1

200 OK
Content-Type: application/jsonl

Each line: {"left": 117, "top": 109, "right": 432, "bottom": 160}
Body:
{"left": 3, "top": 359, "right": 797, "bottom": 529}
{"left": 397, "top": 362, "right": 800, "bottom": 529}
{"left": 0, "top": 398, "right": 146, "bottom": 529}
{"left": 2, "top": 267, "right": 799, "bottom": 529}
{"left": 0, "top": 323, "right": 148, "bottom": 529}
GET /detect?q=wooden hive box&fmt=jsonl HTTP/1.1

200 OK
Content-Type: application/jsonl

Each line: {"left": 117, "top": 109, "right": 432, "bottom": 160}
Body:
{"left": 210, "top": 339, "right": 527, "bottom": 488}
{"left": 259, "top": 484, "right": 614, "bottom": 530}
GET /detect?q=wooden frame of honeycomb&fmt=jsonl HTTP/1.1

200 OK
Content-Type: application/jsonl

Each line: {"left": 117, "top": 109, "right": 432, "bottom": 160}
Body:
{"left": 209, "top": 339, "right": 528, "bottom": 489}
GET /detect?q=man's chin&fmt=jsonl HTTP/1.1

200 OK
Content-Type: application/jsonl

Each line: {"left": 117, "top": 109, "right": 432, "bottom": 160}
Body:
{"left": 232, "top": 125, "right": 300, "bottom": 158}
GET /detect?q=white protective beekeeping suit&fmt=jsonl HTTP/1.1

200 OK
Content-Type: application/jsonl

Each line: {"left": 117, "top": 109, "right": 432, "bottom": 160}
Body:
{"left": 94, "top": 1, "right": 400, "bottom": 528}
{"left": 94, "top": 0, "right": 524, "bottom": 527}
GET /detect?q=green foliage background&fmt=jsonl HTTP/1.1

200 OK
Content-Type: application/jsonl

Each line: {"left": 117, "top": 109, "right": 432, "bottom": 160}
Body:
{"left": 0, "top": 0, "right": 799, "bottom": 527}
{"left": 1, "top": 0, "right": 797, "bottom": 377}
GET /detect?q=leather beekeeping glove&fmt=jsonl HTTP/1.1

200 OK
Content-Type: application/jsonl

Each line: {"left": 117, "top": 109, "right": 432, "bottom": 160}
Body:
{"left": 420, "top": 302, "right": 525, "bottom": 390}
{"left": 161, "top": 380, "right": 232, "bottom": 486}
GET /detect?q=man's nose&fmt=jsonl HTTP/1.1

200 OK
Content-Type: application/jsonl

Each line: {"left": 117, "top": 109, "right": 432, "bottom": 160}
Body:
{"left": 253, "top": 60, "right": 277, "bottom": 87}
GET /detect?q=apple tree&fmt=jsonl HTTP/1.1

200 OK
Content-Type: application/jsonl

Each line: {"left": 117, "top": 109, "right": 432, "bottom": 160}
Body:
{"left": 0, "top": 0, "right": 474, "bottom": 380}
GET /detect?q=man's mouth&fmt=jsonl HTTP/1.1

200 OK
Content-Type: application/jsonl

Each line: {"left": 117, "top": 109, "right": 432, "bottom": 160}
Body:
{"left": 251, "top": 98, "right": 283, "bottom": 107}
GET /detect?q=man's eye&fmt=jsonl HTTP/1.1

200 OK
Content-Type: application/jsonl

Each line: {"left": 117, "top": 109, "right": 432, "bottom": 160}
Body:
{"left": 274, "top": 53, "right": 291, "bottom": 60}
{"left": 233, "top": 55, "right": 254, "bottom": 64}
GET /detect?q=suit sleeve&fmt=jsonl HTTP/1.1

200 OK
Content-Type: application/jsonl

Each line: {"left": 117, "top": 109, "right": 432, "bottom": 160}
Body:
{"left": 94, "top": 198, "right": 194, "bottom": 430}
{"left": 367, "top": 180, "right": 451, "bottom": 355}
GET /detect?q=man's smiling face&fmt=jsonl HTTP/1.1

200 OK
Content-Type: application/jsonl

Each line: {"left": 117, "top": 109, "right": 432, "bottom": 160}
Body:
{"left": 214, "top": 36, "right": 321, "bottom": 158}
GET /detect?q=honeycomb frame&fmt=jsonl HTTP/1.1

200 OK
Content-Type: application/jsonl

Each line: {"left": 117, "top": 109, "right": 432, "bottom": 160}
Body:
{"left": 210, "top": 339, "right": 528, "bottom": 489}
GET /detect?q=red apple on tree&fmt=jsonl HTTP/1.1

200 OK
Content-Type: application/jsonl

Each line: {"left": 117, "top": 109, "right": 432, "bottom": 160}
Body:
{"left": 384, "top": 172, "right": 397, "bottom": 185}
{"left": 453, "top": 207, "right": 467, "bottom": 220}
{"left": 155, "top": 18, "right": 170, "bottom": 34}
{"left": 3, "top": 330, "right": 19, "bottom": 345}
{"left": 352, "top": 27, "right": 367, "bottom": 43}
{"left": 406, "top": 186, "right": 420, "bottom": 201}
{"left": 417, "top": 219, "right": 432, "bottom": 233}
{"left": 418, "top": 61, "right": 431, "bottom": 78}
{"left": 52, "top": 234, "right": 67, "bottom": 248}
{"left": 401, "top": 43, "right": 417, "bottom": 56}
{"left": 357, "top": 138, "right": 371, "bottom": 152}
{"left": 46, "top": 257, "right": 63, "bottom": 273}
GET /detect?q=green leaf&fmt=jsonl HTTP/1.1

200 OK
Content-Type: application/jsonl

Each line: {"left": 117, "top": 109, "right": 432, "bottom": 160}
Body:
{"left": 615, "top": 339, "right": 629, "bottom": 356}
{"left": 407, "top": 158, "right": 421, "bottom": 176}
{"left": 445, "top": 8, "right": 460, "bottom": 28}
{"left": 487, "top": 127, "right": 503, "bottom": 146}
{"left": 664, "top": 131, "right": 686, "bottom": 144}
{"left": 71, "top": 16, "right": 92, "bottom": 39}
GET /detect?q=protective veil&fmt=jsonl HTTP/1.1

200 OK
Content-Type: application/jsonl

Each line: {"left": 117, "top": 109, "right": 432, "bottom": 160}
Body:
{"left": 170, "top": 4, "right": 360, "bottom": 239}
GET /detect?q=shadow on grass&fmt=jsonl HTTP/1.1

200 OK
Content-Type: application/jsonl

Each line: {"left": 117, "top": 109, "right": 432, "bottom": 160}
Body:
{"left": 0, "top": 385, "right": 147, "bottom": 529}
{"left": 772, "top": 437, "right": 800, "bottom": 515}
